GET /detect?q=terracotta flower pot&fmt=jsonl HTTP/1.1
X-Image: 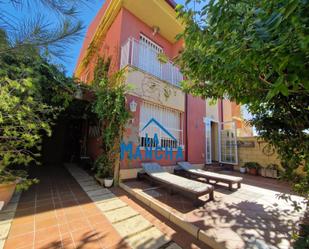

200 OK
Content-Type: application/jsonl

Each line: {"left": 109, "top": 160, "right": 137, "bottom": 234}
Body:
{"left": 248, "top": 168, "right": 258, "bottom": 175}
{"left": 0, "top": 181, "right": 17, "bottom": 209}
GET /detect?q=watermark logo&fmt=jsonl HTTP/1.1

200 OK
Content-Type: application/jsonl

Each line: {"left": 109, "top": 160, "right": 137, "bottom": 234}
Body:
{"left": 120, "top": 118, "right": 183, "bottom": 161}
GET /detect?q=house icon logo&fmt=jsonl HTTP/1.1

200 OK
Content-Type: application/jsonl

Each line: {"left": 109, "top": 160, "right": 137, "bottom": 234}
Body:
{"left": 141, "top": 118, "right": 177, "bottom": 142}
{"left": 120, "top": 118, "right": 183, "bottom": 162}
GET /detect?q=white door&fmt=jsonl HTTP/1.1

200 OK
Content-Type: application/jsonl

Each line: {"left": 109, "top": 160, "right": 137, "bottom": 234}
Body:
{"left": 219, "top": 121, "right": 238, "bottom": 164}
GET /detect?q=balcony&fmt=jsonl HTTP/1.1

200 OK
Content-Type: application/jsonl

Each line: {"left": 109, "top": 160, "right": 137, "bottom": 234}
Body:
{"left": 120, "top": 38, "right": 183, "bottom": 87}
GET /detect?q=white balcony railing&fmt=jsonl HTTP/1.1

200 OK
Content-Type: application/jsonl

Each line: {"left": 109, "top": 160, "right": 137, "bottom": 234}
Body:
{"left": 120, "top": 38, "right": 183, "bottom": 87}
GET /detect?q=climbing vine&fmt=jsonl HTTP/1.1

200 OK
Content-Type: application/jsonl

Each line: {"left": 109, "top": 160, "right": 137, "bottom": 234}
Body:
{"left": 91, "top": 57, "right": 131, "bottom": 181}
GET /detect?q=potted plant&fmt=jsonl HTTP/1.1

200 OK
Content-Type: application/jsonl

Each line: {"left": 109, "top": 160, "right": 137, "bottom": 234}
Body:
{"left": 0, "top": 169, "right": 36, "bottom": 209}
{"left": 93, "top": 155, "right": 114, "bottom": 188}
{"left": 239, "top": 166, "right": 246, "bottom": 174}
{"left": 244, "top": 162, "right": 261, "bottom": 176}
{"left": 265, "top": 164, "right": 279, "bottom": 178}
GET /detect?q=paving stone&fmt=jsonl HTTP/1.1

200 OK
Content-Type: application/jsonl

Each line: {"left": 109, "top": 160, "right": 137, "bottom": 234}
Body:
{"left": 97, "top": 199, "right": 127, "bottom": 212}
{"left": 9, "top": 194, "right": 21, "bottom": 203}
{"left": 126, "top": 226, "right": 170, "bottom": 249}
{"left": 4, "top": 202, "right": 18, "bottom": 212}
{"left": 86, "top": 188, "right": 111, "bottom": 197}
{"left": 77, "top": 178, "right": 95, "bottom": 183}
{"left": 82, "top": 185, "right": 103, "bottom": 192}
{"left": 0, "top": 212, "right": 14, "bottom": 223}
{"left": 91, "top": 193, "right": 118, "bottom": 203}
{"left": 104, "top": 206, "right": 139, "bottom": 223}
{"left": 165, "top": 243, "right": 182, "bottom": 249}
{"left": 79, "top": 181, "right": 98, "bottom": 187}
{"left": 0, "top": 223, "right": 10, "bottom": 240}
{"left": 75, "top": 177, "right": 91, "bottom": 181}
{"left": 114, "top": 215, "right": 153, "bottom": 238}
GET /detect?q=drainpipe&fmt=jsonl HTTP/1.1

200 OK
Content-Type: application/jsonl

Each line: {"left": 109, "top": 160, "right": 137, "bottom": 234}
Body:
{"left": 185, "top": 93, "right": 188, "bottom": 161}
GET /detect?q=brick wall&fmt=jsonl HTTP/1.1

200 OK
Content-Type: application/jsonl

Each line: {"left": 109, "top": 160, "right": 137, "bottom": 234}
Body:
{"left": 236, "top": 137, "right": 281, "bottom": 169}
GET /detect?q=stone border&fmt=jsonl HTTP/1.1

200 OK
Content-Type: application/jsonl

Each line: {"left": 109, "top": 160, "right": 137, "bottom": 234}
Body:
{"left": 0, "top": 193, "right": 21, "bottom": 249}
{"left": 119, "top": 182, "right": 225, "bottom": 249}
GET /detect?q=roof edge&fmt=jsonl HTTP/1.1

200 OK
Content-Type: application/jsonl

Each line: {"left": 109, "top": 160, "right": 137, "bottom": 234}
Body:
{"left": 165, "top": 0, "right": 177, "bottom": 8}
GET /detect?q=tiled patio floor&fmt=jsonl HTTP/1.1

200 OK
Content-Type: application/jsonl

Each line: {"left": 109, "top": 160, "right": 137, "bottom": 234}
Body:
{"left": 3, "top": 166, "right": 128, "bottom": 249}
{"left": 123, "top": 171, "right": 307, "bottom": 249}
{"left": 2, "top": 165, "right": 207, "bottom": 249}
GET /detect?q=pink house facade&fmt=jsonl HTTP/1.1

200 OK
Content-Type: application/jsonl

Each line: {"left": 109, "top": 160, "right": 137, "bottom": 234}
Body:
{"left": 75, "top": 0, "right": 251, "bottom": 180}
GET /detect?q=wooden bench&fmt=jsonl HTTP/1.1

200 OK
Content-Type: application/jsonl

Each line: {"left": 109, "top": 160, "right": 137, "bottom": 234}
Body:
{"left": 176, "top": 162, "right": 243, "bottom": 191}
{"left": 139, "top": 163, "right": 214, "bottom": 206}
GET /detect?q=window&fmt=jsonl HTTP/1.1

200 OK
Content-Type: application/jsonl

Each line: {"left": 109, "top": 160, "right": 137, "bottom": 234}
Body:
{"left": 139, "top": 101, "right": 182, "bottom": 148}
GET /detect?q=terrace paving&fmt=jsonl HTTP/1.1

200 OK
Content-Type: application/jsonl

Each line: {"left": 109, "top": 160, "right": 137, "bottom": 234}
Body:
{"left": 0, "top": 164, "right": 205, "bottom": 249}
{"left": 122, "top": 170, "right": 307, "bottom": 249}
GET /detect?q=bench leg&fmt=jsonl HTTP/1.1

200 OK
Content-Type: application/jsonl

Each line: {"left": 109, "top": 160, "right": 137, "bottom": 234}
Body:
{"left": 237, "top": 182, "right": 241, "bottom": 189}
{"left": 169, "top": 187, "right": 174, "bottom": 195}
{"left": 193, "top": 197, "right": 204, "bottom": 207}
{"left": 229, "top": 182, "right": 233, "bottom": 191}
{"left": 209, "top": 190, "right": 214, "bottom": 201}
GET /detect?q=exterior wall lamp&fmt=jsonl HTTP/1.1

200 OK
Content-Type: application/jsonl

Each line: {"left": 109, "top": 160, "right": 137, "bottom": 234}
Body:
{"left": 129, "top": 100, "right": 137, "bottom": 112}
{"left": 152, "top": 26, "right": 160, "bottom": 36}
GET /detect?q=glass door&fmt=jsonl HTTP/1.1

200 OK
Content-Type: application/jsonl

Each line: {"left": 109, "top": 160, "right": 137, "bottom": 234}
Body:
{"left": 219, "top": 121, "right": 238, "bottom": 164}
{"left": 205, "top": 118, "right": 212, "bottom": 164}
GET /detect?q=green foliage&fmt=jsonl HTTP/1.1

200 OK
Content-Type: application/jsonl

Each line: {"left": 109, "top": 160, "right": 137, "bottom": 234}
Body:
{"left": 91, "top": 57, "right": 131, "bottom": 179}
{"left": 266, "top": 163, "right": 279, "bottom": 170}
{"left": 0, "top": 0, "right": 91, "bottom": 58}
{"left": 294, "top": 224, "right": 309, "bottom": 249}
{"left": 157, "top": 52, "right": 169, "bottom": 64}
{"left": 244, "top": 162, "right": 261, "bottom": 169}
{"left": 177, "top": 0, "right": 309, "bottom": 199}
{"left": 0, "top": 32, "right": 76, "bottom": 189}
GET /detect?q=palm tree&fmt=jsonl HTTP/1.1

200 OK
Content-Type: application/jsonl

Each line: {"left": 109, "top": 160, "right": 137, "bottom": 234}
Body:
{"left": 0, "top": 0, "right": 92, "bottom": 57}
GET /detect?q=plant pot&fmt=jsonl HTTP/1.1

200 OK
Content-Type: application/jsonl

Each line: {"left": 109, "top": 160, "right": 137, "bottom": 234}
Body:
{"left": 0, "top": 181, "right": 17, "bottom": 210}
{"left": 260, "top": 168, "right": 278, "bottom": 178}
{"left": 248, "top": 168, "right": 258, "bottom": 175}
{"left": 260, "top": 168, "right": 266, "bottom": 177}
{"left": 239, "top": 167, "right": 246, "bottom": 174}
{"left": 104, "top": 178, "right": 114, "bottom": 188}
{"left": 266, "top": 169, "right": 278, "bottom": 178}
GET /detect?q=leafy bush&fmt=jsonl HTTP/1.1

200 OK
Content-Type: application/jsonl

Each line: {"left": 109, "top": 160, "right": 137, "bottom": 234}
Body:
{"left": 294, "top": 224, "right": 309, "bottom": 249}
{"left": 93, "top": 155, "right": 113, "bottom": 179}
{"left": 244, "top": 162, "right": 261, "bottom": 169}
{"left": 266, "top": 163, "right": 279, "bottom": 170}
{"left": 0, "top": 32, "right": 75, "bottom": 189}
{"left": 177, "top": 0, "right": 309, "bottom": 201}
